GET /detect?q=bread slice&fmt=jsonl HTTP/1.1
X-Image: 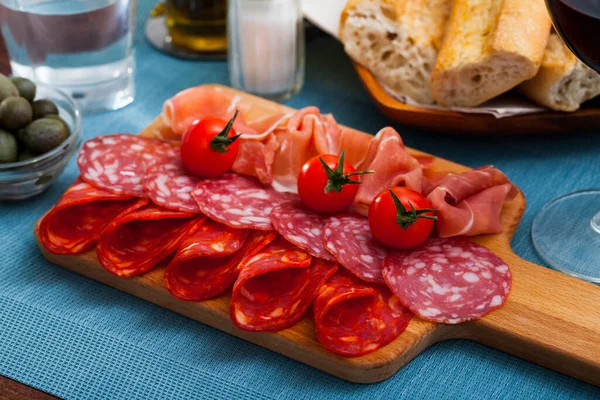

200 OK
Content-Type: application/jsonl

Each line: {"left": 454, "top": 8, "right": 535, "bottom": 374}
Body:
{"left": 519, "top": 33, "right": 600, "bottom": 112}
{"left": 340, "top": 0, "right": 452, "bottom": 104}
{"left": 431, "top": 0, "right": 552, "bottom": 107}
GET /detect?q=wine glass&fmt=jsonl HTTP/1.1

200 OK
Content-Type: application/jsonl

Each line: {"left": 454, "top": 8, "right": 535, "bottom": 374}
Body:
{"left": 531, "top": 0, "right": 600, "bottom": 283}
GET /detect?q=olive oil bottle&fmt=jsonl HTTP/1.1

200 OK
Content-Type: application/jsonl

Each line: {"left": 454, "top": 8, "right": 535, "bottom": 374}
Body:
{"left": 166, "top": 0, "right": 228, "bottom": 53}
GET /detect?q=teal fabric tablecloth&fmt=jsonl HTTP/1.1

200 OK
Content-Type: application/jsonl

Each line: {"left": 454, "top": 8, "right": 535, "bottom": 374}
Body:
{"left": 1, "top": 4, "right": 599, "bottom": 399}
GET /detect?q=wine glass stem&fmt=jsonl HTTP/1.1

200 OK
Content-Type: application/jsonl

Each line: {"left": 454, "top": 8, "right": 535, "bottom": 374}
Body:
{"left": 592, "top": 211, "right": 600, "bottom": 234}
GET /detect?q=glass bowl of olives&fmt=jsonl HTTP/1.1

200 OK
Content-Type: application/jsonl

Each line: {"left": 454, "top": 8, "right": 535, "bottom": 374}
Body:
{"left": 0, "top": 76, "right": 82, "bottom": 200}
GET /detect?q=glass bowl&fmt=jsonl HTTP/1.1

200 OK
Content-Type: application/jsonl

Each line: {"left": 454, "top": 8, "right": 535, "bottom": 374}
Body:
{"left": 0, "top": 85, "right": 82, "bottom": 200}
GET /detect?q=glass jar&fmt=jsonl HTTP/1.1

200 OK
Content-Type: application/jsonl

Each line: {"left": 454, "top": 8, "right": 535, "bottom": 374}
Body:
{"left": 227, "top": 0, "right": 305, "bottom": 101}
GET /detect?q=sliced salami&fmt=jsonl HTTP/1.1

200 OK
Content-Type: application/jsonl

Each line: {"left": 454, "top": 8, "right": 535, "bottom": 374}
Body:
{"left": 382, "top": 237, "right": 512, "bottom": 324}
{"left": 270, "top": 202, "right": 335, "bottom": 261}
{"left": 314, "top": 270, "right": 412, "bottom": 357}
{"left": 143, "top": 156, "right": 201, "bottom": 213}
{"left": 177, "top": 219, "right": 248, "bottom": 258}
{"left": 78, "top": 134, "right": 179, "bottom": 197}
{"left": 38, "top": 179, "right": 147, "bottom": 255}
{"left": 231, "top": 237, "right": 337, "bottom": 332}
{"left": 323, "top": 214, "right": 388, "bottom": 284}
{"left": 97, "top": 204, "right": 204, "bottom": 277}
{"left": 165, "top": 230, "right": 277, "bottom": 301}
{"left": 192, "top": 173, "right": 296, "bottom": 230}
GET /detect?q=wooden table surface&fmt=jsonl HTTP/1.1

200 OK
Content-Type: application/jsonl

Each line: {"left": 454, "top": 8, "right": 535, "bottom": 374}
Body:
{"left": 0, "top": 375, "right": 58, "bottom": 400}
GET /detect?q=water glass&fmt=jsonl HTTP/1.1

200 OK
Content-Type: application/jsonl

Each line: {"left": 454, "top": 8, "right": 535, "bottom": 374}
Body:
{"left": 0, "top": 0, "right": 136, "bottom": 113}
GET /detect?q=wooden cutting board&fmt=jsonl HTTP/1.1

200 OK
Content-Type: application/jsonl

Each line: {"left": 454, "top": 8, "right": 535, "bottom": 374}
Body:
{"left": 34, "top": 85, "right": 600, "bottom": 386}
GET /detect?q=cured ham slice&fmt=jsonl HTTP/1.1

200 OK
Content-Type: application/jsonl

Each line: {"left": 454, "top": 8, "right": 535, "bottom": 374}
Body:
{"left": 165, "top": 227, "right": 277, "bottom": 301}
{"left": 230, "top": 111, "right": 292, "bottom": 184}
{"left": 314, "top": 270, "right": 412, "bottom": 356}
{"left": 335, "top": 126, "right": 375, "bottom": 168}
{"left": 38, "top": 179, "right": 147, "bottom": 255}
{"left": 231, "top": 134, "right": 279, "bottom": 184}
{"left": 158, "top": 88, "right": 377, "bottom": 190}
{"left": 426, "top": 166, "right": 518, "bottom": 237}
{"left": 354, "top": 127, "right": 423, "bottom": 215}
{"left": 270, "top": 107, "right": 321, "bottom": 192}
{"left": 162, "top": 86, "right": 257, "bottom": 137}
{"left": 311, "top": 112, "right": 344, "bottom": 155}
{"left": 97, "top": 204, "right": 204, "bottom": 277}
{"left": 231, "top": 238, "right": 337, "bottom": 332}
{"left": 270, "top": 108, "right": 373, "bottom": 192}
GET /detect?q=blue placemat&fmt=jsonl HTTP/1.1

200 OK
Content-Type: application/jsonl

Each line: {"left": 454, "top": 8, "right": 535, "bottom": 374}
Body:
{"left": 0, "top": 4, "right": 599, "bottom": 399}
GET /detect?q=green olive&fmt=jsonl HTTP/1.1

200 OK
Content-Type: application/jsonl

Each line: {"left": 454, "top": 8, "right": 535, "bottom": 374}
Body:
{"left": 0, "top": 129, "right": 18, "bottom": 163}
{"left": 0, "top": 74, "right": 19, "bottom": 103}
{"left": 20, "top": 118, "right": 70, "bottom": 154}
{"left": 31, "top": 99, "right": 59, "bottom": 120}
{"left": 10, "top": 77, "right": 36, "bottom": 102}
{"left": 17, "top": 148, "right": 36, "bottom": 162}
{"left": 44, "top": 114, "right": 71, "bottom": 135}
{"left": 0, "top": 97, "right": 33, "bottom": 131}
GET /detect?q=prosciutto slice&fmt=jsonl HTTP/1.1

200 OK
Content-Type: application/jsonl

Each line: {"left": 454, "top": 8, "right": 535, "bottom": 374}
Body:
{"left": 271, "top": 107, "right": 322, "bottom": 191}
{"left": 162, "top": 86, "right": 257, "bottom": 137}
{"left": 234, "top": 106, "right": 352, "bottom": 191}
{"left": 426, "top": 166, "right": 518, "bottom": 237}
{"left": 354, "top": 127, "right": 423, "bottom": 215}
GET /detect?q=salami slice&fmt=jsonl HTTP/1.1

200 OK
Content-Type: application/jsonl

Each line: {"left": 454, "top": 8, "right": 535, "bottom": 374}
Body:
{"left": 143, "top": 156, "right": 201, "bottom": 213}
{"left": 192, "top": 173, "right": 296, "bottom": 230}
{"left": 78, "top": 134, "right": 179, "bottom": 197}
{"left": 38, "top": 179, "right": 147, "bottom": 255}
{"left": 231, "top": 237, "right": 337, "bottom": 332}
{"left": 314, "top": 270, "right": 412, "bottom": 356}
{"left": 177, "top": 219, "right": 248, "bottom": 258}
{"left": 165, "top": 230, "right": 277, "bottom": 301}
{"left": 97, "top": 204, "right": 204, "bottom": 277}
{"left": 323, "top": 214, "right": 388, "bottom": 284}
{"left": 270, "top": 202, "right": 336, "bottom": 261}
{"left": 382, "top": 237, "right": 512, "bottom": 324}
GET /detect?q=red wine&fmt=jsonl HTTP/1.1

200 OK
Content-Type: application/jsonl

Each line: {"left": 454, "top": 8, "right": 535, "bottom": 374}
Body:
{"left": 546, "top": 0, "right": 600, "bottom": 72}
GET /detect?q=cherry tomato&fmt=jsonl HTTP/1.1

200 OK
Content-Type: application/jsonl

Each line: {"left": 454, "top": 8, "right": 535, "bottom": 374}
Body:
{"left": 368, "top": 187, "right": 437, "bottom": 249}
{"left": 180, "top": 110, "right": 241, "bottom": 178}
{"left": 297, "top": 151, "right": 371, "bottom": 213}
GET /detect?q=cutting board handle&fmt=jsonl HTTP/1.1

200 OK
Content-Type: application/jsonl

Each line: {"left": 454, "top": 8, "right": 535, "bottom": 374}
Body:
{"left": 465, "top": 253, "right": 600, "bottom": 386}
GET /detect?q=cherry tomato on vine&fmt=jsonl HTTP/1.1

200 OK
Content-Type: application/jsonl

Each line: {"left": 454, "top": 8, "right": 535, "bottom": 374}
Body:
{"left": 368, "top": 187, "right": 437, "bottom": 249}
{"left": 180, "top": 110, "right": 241, "bottom": 177}
{"left": 297, "top": 151, "right": 372, "bottom": 213}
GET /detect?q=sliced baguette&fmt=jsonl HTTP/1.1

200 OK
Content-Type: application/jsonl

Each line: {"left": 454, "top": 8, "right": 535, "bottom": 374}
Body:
{"left": 431, "top": 0, "right": 552, "bottom": 107}
{"left": 519, "top": 33, "right": 600, "bottom": 112}
{"left": 340, "top": 0, "right": 452, "bottom": 104}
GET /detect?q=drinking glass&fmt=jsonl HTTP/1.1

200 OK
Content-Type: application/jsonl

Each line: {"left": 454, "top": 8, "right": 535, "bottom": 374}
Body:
{"left": 0, "top": 0, "right": 136, "bottom": 113}
{"left": 228, "top": 0, "right": 305, "bottom": 101}
{"left": 531, "top": 0, "right": 600, "bottom": 282}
